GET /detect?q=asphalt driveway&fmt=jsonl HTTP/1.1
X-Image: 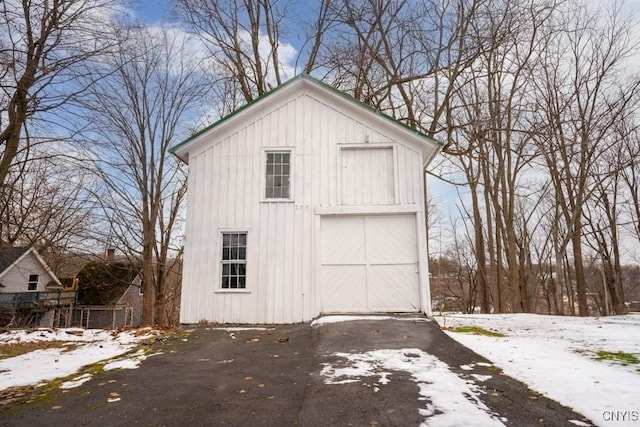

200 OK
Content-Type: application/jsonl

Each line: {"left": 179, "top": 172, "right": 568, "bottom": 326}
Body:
{"left": 0, "top": 316, "right": 593, "bottom": 426}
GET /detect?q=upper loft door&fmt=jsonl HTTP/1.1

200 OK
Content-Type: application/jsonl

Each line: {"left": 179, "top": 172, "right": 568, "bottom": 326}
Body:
{"left": 341, "top": 146, "right": 395, "bottom": 205}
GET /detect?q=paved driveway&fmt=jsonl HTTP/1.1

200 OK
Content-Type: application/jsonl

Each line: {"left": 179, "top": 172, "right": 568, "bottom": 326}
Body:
{"left": 0, "top": 316, "right": 592, "bottom": 426}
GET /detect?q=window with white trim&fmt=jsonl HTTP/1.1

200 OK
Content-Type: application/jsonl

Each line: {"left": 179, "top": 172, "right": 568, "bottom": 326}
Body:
{"left": 221, "top": 232, "right": 247, "bottom": 289}
{"left": 265, "top": 151, "right": 291, "bottom": 199}
{"left": 27, "top": 274, "right": 39, "bottom": 291}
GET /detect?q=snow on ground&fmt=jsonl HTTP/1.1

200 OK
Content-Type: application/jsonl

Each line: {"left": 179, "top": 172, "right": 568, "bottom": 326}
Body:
{"left": 311, "top": 314, "right": 430, "bottom": 326}
{"left": 0, "top": 328, "right": 162, "bottom": 390}
{"left": 1, "top": 314, "right": 638, "bottom": 426}
{"left": 321, "top": 348, "right": 506, "bottom": 426}
{"left": 434, "top": 313, "right": 640, "bottom": 427}
{"left": 312, "top": 315, "right": 397, "bottom": 325}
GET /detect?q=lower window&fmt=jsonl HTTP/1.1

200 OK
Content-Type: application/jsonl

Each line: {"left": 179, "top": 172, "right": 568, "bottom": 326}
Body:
{"left": 221, "top": 232, "right": 247, "bottom": 289}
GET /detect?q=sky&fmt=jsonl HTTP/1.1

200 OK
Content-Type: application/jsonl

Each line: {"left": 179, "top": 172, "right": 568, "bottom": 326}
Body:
{"left": 134, "top": 0, "right": 174, "bottom": 23}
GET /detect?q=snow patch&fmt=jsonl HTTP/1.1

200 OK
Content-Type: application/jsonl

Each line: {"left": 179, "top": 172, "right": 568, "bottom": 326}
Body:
{"left": 311, "top": 315, "right": 429, "bottom": 326}
{"left": 60, "top": 373, "right": 93, "bottom": 389}
{"left": 321, "top": 348, "right": 505, "bottom": 426}
{"left": 104, "top": 349, "right": 160, "bottom": 371}
{"left": 0, "top": 328, "right": 162, "bottom": 390}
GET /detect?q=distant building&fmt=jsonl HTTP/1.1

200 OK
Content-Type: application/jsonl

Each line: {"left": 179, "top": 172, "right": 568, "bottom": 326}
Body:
{"left": 0, "top": 246, "right": 75, "bottom": 327}
{"left": 73, "top": 260, "right": 143, "bottom": 329}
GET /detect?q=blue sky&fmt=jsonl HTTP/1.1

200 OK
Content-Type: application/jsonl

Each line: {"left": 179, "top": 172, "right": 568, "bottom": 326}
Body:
{"left": 134, "top": 0, "right": 174, "bottom": 23}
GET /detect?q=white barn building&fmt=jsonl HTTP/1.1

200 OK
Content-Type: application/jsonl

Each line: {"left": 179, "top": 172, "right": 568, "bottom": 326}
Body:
{"left": 171, "top": 75, "right": 442, "bottom": 324}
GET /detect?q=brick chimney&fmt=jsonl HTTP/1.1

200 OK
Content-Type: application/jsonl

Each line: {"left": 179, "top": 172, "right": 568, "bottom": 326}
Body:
{"left": 106, "top": 248, "right": 115, "bottom": 261}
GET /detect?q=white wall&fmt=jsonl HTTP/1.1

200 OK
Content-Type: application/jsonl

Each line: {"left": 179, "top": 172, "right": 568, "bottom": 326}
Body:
{"left": 0, "top": 252, "right": 55, "bottom": 293}
{"left": 180, "top": 86, "right": 431, "bottom": 324}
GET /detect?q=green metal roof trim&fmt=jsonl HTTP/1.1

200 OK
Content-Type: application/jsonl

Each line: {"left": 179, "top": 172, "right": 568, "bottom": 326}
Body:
{"left": 169, "top": 74, "right": 443, "bottom": 155}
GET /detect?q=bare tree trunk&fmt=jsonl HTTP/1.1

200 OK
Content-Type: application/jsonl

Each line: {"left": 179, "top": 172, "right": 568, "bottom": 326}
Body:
{"left": 82, "top": 26, "right": 205, "bottom": 327}
{"left": 0, "top": 0, "right": 121, "bottom": 188}
{"left": 570, "top": 230, "right": 588, "bottom": 316}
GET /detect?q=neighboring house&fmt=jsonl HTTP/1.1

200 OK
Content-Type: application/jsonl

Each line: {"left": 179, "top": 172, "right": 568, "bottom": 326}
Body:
{"left": 0, "top": 246, "right": 75, "bottom": 327}
{"left": 73, "top": 260, "right": 143, "bottom": 329}
{"left": 171, "top": 74, "right": 442, "bottom": 324}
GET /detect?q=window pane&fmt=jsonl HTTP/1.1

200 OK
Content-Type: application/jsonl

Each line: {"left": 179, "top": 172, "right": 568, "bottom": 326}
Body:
{"left": 266, "top": 187, "right": 274, "bottom": 198}
{"left": 221, "top": 232, "right": 247, "bottom": 289}
{"left": 265, "top": 151, "right": 291, "bottom": 199}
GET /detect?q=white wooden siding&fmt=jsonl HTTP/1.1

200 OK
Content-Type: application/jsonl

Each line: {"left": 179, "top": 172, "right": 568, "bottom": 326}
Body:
{"left": 0, "top": 253, "right": 54, "bottom": 293}
{"left": 180, "top": 85, "right": 432, "bottom": 324}
{"left": 319, "top": 215, "right": 420, "bottom": 313}
{"left": 341, "top": 147, "right": 395, "bottom": 205}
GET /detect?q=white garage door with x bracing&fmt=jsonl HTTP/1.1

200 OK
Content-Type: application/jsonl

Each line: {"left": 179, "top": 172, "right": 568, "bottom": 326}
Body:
{"left": 319, "top": 214, "right": 420, "bottom": 313}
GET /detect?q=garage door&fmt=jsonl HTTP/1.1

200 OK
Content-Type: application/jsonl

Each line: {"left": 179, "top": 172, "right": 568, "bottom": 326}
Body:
{"left": 319, "top": 215, "right": 420, "bottom": 312}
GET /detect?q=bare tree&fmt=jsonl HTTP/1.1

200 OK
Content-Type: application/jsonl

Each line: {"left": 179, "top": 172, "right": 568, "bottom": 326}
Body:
{"left": 531, "top": 1, "right": 640, "bottom": 315}
{"left": 0, "top": 145, "right": 98, "bottom": 252}
{"left": 582, "top": 125, "right": 636, "bottom": 315}
{"left": 0, "top": 0, "right": 122, "bottom": 188}
{"left": 177, "top": 0, "right": 299, "bottom": 109}
{"left": 619, "top": 125, "right": 640, "bottom": 247}
{"left": 81, "top": 26, "right": 209, "bottom": 327}
{"left": 311, "top": 0, "right": 487, "bottom": 138}
{"left": 439, "top": 0, "right": 560, "bottom": 313}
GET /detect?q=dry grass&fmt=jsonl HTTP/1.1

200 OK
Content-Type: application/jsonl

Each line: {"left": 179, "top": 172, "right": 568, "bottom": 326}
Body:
{"left": 0, "top": 341, "right": 79, "bottom": 360}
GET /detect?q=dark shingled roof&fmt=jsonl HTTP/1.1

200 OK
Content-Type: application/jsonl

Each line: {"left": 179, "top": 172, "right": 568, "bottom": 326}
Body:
{"left": 0, "top": 246, "right": 30, "bottom": 274}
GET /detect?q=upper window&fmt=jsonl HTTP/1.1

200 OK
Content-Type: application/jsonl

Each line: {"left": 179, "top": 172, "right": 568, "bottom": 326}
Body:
{"left": 221, "top": 232, "right": 247, "bottom": 289}
{"left": 265, "top": 151, "right": 291, "bottom": 199}
{"left": 28, "top": 274, "right": 39, "bottom": 291}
